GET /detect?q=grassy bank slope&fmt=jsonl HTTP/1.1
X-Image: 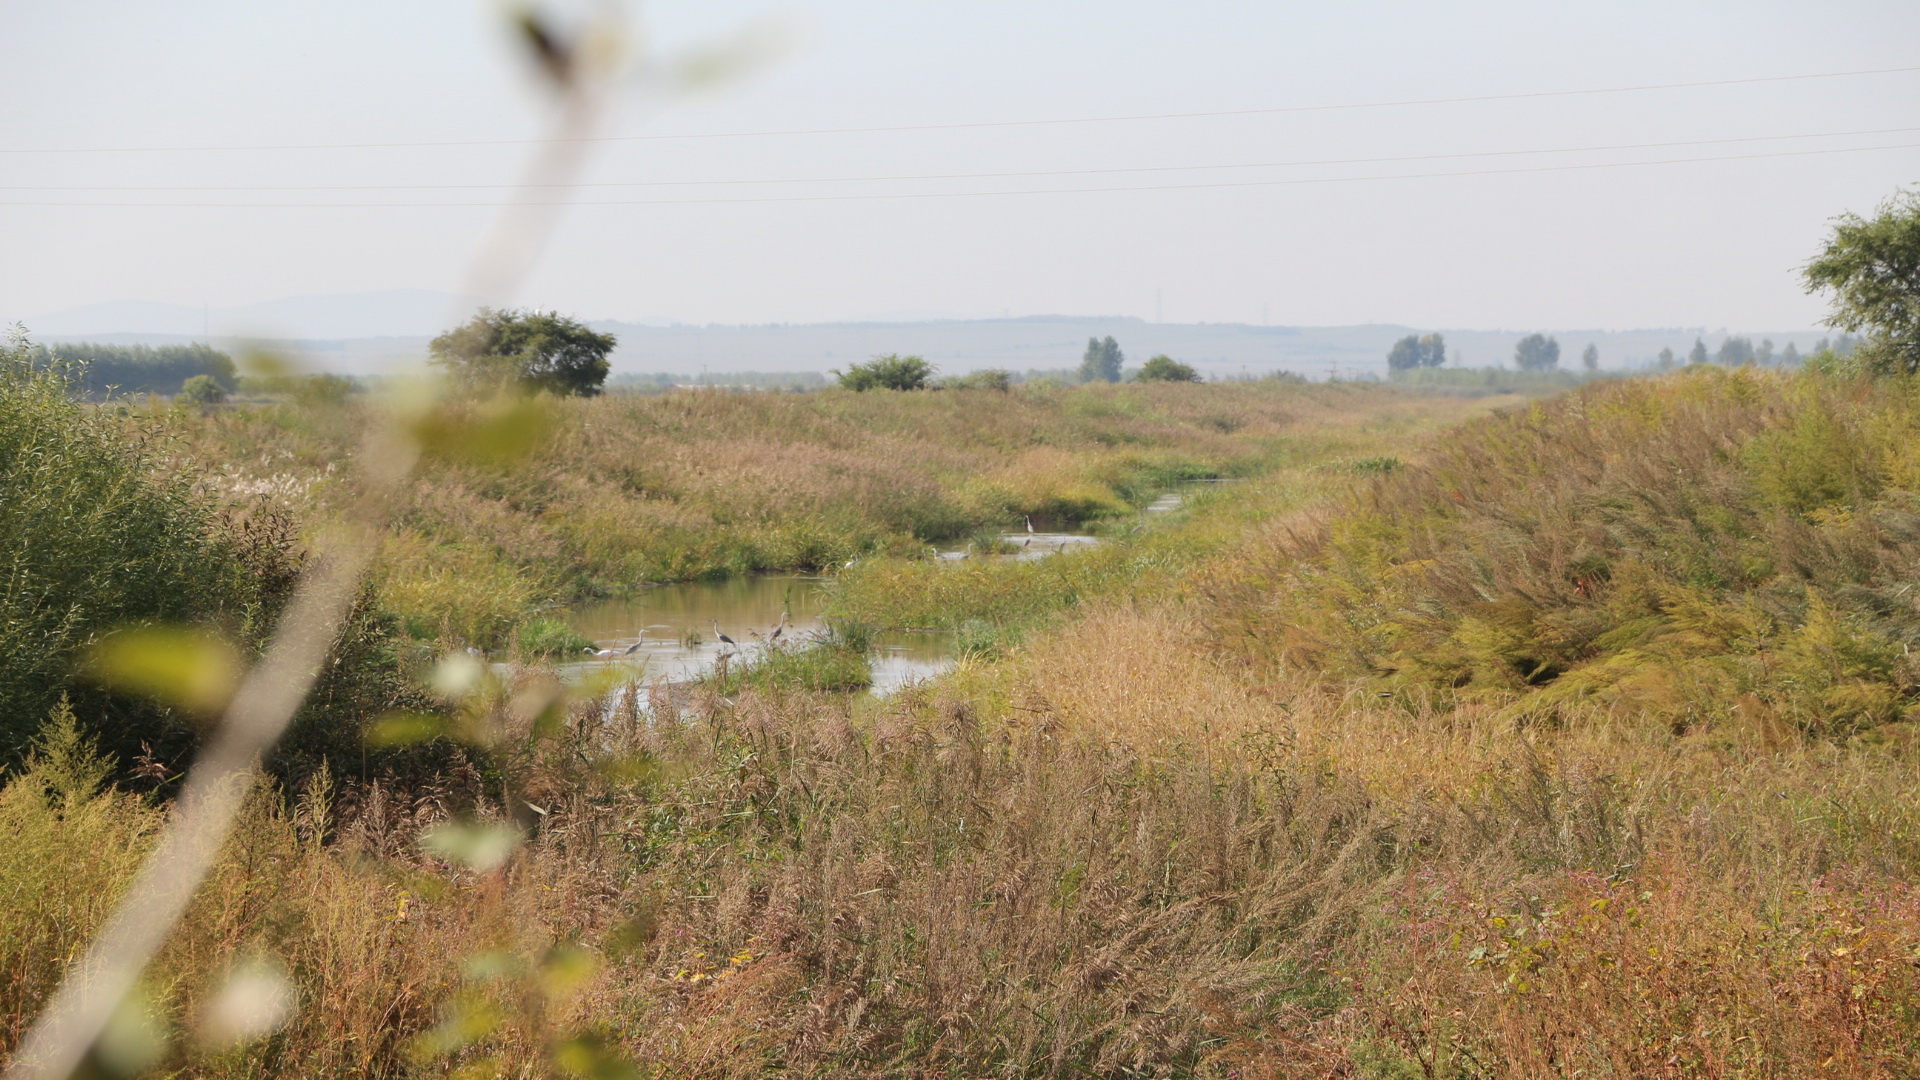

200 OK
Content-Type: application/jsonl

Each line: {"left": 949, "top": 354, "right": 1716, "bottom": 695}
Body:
{"left": 1211, "top": 366, "right": 1920, "bottom": 737}
{"left": 156, "top": 379, "right": 1409, "bottom": 645}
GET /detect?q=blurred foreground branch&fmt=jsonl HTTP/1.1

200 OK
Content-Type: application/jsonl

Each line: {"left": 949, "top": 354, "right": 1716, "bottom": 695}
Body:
{"left": 2, "top": 9, "right": 644, "bottom": 1077}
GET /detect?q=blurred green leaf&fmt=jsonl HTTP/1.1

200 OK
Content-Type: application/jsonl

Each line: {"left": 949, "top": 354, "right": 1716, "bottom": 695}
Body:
{"left": 88, "top": 626, "right": 241, "bottom": 714}
{"left": 92, "top": 984, "right": 168, "bottom": 1077}
{"left": 405, "top": 991, "right": 502, "bottom": 1062}
{"left": 420, "top": 821, "right": 522, "bottom": 873}
{"left": 604, "top": 904, "right": 658, "bottom": 959}
{"left": 408, "top": 394, "right": 554, "bottom": 467}
{"left": 669, "top": 21, "right": 792, "bottom": 94}
{"left": 235, "top": 347, "right": 302, "bottom": 380}
{"left": 509, "top": 679, "right": 567, "bottom": 739}
{"left": 513, "top": 9, "right": 573, "bottom": 87}
{"left": 462, "top": 949, "right": 523, "bottom": 984}
{"left": 539, "top": 945, "right": 599, "bottom": 999}
{"left": 367, "top": 712, "right": 446, "bottom": 747}
{"left": 552, "top": 1034, "right": 639, "bottom": 1080}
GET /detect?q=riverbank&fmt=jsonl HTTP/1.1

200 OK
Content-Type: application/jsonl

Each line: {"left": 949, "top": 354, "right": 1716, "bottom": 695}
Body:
{"left": 149, "top": 378, "right": 1450, "bottom": 648}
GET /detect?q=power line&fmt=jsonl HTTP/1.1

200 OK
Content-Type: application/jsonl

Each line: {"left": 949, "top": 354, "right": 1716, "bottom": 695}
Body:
{"left": 7, "top": 124, "right": 1918, "bottom": 193}
{"left": 4, "top": 65, "right": 1917, "bottom": 156}
{"left": 5, "top": 139, "right": 1917, "bottom": 209}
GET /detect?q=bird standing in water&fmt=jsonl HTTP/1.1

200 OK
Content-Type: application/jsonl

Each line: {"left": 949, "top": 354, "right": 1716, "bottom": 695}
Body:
{"left": 710, "top": 620, "right": 737, "bottom": 647}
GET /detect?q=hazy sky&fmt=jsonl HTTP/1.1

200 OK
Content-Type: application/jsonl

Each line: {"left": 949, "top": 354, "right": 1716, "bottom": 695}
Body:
{"left": 4, "top": 0, "right": 1918, "bottom": 333}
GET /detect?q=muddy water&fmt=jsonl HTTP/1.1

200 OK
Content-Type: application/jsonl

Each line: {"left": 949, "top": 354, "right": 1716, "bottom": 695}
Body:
{"left": 563, "top": 574, "right": 953, "bottom": 695}
{"left": 563, "top": 484, "right": 1211, "bottom": 694}
{"left": 936, "top": 529, "right": 1101, "bottom": 562}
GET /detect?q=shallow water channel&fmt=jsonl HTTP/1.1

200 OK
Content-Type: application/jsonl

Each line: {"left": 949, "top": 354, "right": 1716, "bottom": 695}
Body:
{"left": 560, "top": 483, "right": 1210, "bottom": 694}
{"left": 563, "top": 573, "right": 951, "bottom": 696}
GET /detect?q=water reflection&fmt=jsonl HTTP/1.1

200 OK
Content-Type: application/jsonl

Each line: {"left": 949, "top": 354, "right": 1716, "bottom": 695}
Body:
{"left": 562, "top": 485, "right": 1209, "bottom": 695}
{"left": 563, "top": 574, "right": 953, "bottom": 694}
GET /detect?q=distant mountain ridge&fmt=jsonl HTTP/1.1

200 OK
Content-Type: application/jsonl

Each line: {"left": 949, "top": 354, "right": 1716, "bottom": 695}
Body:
{"left": 14, "top": 291, "right": 1822, "bottom": 379}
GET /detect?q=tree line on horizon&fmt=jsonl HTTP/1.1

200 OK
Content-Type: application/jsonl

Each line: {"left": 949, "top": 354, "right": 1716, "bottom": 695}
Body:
{"left": 1386, "top": 329, "right": 1867, "bottom": 375}
{"left": 22, "top": 341, "right": 236, "bottom": 399}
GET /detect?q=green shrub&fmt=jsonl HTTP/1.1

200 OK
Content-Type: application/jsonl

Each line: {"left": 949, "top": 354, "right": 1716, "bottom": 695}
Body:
{"left": 1133, "top": 355, "right": 1202, "bottom": 382}
{"left": 941, "top": 368, "right": 1012, "bottom": 391}
{"left": 0, "top": 343, "right": 244, "bottom": 767}
{"left": 177, "top": 373, "right": 228, "bottom": 405}
{"left": 833, "top": 354, "right": 933, "bottom": 391}
{"left": 0, "top": 334, "right": 418, "bottom": 777}
{"left": 965, "top": 530, "right": 1020, "bottom": 556}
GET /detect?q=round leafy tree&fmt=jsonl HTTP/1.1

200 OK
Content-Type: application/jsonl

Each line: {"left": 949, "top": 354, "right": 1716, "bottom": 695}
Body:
{"left": 833, "top": 353, "right": 933, "bottom": 391}
{"left": 1134, "top": 355, "right": 1202, "bottom": 382}
{"left": 431, "top": 308, "right": 616, "bottom": 397}
{"left": 1513, "top": 333, "right": 1561, "bottom": 371}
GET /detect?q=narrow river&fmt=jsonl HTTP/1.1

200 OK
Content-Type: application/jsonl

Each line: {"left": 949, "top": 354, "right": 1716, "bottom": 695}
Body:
{"left": 564, "top": 573, "right": 952, "bottom": 695}
{"left": 561, "top": 484, "right": 1208, "bottom": 694}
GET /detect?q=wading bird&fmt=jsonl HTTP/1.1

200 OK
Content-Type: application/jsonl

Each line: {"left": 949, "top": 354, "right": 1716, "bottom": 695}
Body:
{"left": 769, "top": 612, "right": 789, "bottom": 643}
{"left": 1025, "top": 515, "right": 1035, "bottom": 534}
{"left": 710, "top": 620, "right": 736, "bottom": 647}
{"left": 583, "top": 630, "right": 646, "bottom": 659}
